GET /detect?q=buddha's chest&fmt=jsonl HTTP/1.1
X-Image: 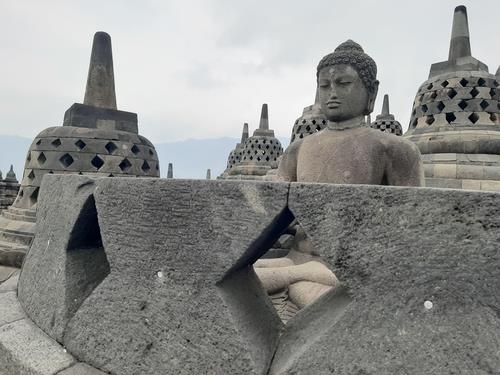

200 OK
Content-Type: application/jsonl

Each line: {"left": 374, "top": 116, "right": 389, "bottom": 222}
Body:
{"left": 295, "top": 133, "right": 386, "bottom": 184}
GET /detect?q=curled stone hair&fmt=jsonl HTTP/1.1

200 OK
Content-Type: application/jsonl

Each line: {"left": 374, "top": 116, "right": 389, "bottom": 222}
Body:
{"left": 317, "top": 40, "right": 378, "bottom": 95}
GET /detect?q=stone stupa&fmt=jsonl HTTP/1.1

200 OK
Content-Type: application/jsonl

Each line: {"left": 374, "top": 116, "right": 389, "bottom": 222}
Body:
{"left": 370, "top": 94, "right": 403, "bottom": 135}
{"left": 404, "top": 6, "right": 500, "bottom": 191}
{"left": 290, "top": 91, "right": 327, "bottom": 143}
{"left": 225, "top": 104, "right": 283, "bottom": 179}
{"left": 0, "top": 166, "right": 19, "bottom": 213}
{"left": 0, "top": 31, "right": 160, "bottom": 267}
{"left": 221, "top": 123, "right": 249, "bottom": 176}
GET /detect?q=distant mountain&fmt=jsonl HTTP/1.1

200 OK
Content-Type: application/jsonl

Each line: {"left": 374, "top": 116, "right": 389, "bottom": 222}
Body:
{"left": 0, "top": 135, "right": 290, "bottom": 180}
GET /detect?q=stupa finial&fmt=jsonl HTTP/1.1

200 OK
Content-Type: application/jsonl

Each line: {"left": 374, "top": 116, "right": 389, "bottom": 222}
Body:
{"left": 84, "top": 31, "right": 117, "bottom": 109}
{"left": 259, "top": 104, "right": 269, "bottom": 130}
{"left": 206, "top": 169, "right": 211, "bottom": 180}
{"left": 448, "top": 6, "right": 471, "bottom": 61}
{"left": 382, "top": 94, "right": 390, "bottom": 116}
{"left": 241, "top": 123, "right": 249, "bottom": 143}
{"left": 167, "top": 163, "right": 173, "bottom": 179}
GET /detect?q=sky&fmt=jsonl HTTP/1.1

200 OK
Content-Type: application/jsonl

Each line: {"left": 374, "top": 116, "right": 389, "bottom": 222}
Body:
{"left": 1, "top": 0, "right": 499, "bottom": 143}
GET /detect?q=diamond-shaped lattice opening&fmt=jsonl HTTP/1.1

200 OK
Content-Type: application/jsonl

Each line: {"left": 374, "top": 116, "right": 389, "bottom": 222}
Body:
{"left": 29, "top": 187, "right": 39, "bottom": 206}
{"left": 460, "top": 78, "right": 469, "bottom": 87}
{"left": 75, "top": 140, "right": 86, "bottom": 150}
{"left": 425, "top": 115, "right": 435, "bottom": 125}
{"left": 27, "top": 170, "right": 35, "bottom": 180}
{"left": 494, "top": 80, "right": 499, "bottom": 88}
{"left": 490, "top": 113, "right": 497, "bottom": 123}
{"left": 427, "top": 83, "right": 433, "bottom": 90}
{"left": 447, "top": 88, "right": 457, "bottom": 99}
{"left": 478, "top": 78, "right": 486, "bottom": 86}
{"left": 470, "top": 88, "right": 479, "bottom": 98}
{"left": 37, "top": 152, "right": 46, "bottom": 165}
{"left": 51, "top": 139, "right": 62, "bottom": 148}
{"left": 35, "top": 139, "right": 42, "bottom": 146}
{"left": 59, "top": 153, "right": 74, "bottom": 168}
{"left": 480, "top": 100, "right": 489, "bottom": 110}
{"left": 105, "top": 142, "right": 118, "bottom": 155}
{"left": 26, "top": 152, "right": 31, "bottom": 162}
{"left": 119, "top": 158, "right": 132, "bottom": 172}
{"left": 446, "top": 113, "right": 456, "bottom": 123}
{"left": 441, "top": 80, "right": 449, "bottom": 88}
{"left": 91, "top": 155, "right": 104, "bottom": 170}
{"left": 437, "top": 102, "right": 445, "bottom": 112}
{"left": 247, "top": 210, "right": 339, "bottom": 325}
{"left": 148, "top": 149, "right": 154, "bottom": 156}
{"left": 421, "top": 104, "right": 428, "bottom": 113}
{"left": 131, "top": 145, "right": 140, "bottom": 155}
{"left": 430, "top": 91, "right": 438, "bottom": 100}
{"left": 468, "top": 113, "right": 479, "bottom": 124}
{"left": 141, "top": 160, "right": 151, "bottom": 172}
{"left": 458, "top": 100, "right": 468, "bottom": 110}
{"left": 490, "top": 88, "right": 497, "bottom": 99}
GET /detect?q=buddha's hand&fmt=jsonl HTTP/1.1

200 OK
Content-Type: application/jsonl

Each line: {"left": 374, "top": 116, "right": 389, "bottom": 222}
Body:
{"left": 292, "top": 261, "right": 338, "bottom": 286}
{"left": 288, "top": 281, "right": 334, "bottom": 309}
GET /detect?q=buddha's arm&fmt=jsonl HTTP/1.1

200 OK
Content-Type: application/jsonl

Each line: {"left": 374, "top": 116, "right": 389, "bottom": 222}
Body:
{"left": 386, "top": 139, "right": 425, "bottom": 187}
{"left": 277, "top": 141, "right": 301, "bottom": 182}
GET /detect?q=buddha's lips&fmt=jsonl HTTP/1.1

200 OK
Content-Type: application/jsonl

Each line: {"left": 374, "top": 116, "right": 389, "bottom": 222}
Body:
{"left": 326, "top": 101, "right": 341, "bottom": 108}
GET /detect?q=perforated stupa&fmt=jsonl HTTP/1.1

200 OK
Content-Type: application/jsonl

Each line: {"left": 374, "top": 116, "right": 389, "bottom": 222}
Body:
{"left": 290, "top": 92, "right": 327, "bottom": 143}
{"left": 370, "top": 94, "right": 402, "bottom": 135}
{"left": 0, "top": 31, "right": 159, "bottom": 267}
{"left": 225, "top": 104, "right": 283, "bottom": 179}
{"left": 404, "top": 6, "right": 500, "bottom": 191}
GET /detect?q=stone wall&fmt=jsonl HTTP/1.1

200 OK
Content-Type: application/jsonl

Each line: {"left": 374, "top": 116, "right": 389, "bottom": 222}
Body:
{"left": 0, "top": 180, "right": 19, "bottom": 212}
{"left": 2, "top": 175, "right": 500, "bottom": 374}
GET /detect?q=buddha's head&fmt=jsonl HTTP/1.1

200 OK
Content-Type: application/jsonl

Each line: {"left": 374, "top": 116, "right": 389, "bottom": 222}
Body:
{"left": 317, "top": 40, "right": 379, "bottom": 122}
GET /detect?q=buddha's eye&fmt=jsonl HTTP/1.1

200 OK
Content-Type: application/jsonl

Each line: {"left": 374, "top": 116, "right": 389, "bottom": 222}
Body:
{"left": 338, "top": 80, "right": 352, "bottom": 85}
{"left": 318, "top": 80, "right": 330, "bottom": 88}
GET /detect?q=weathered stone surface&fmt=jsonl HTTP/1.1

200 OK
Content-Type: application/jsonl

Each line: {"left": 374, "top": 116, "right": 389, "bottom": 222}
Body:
{"left": 63, "top": 178, "right": 288, "bottom": 375}
{"left": 0, "top": 319, "right": 74, "bottom": 375}
{"left": 18, "top": 175, "right": 109, "bottom": 342}
{"left": 0, "top": 291, "right": 26, "bottom": 326}
{"left": 57, "top": 363, "right": 106, "bottom": 375}
{"left": 271, "top": 183, "right": 500, "bottom": 374}
{"left": 0, "top": 269, "right": 19, "bottom": 292}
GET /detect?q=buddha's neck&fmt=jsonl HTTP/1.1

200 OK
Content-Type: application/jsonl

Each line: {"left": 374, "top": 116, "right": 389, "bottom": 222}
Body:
{"left": 326, "top": 115, "right": 366, "bottom": 131}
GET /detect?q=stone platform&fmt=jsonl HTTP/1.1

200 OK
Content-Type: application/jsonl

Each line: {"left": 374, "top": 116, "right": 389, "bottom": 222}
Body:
{"left": 1, "top": 175, "right": 500, "bottom": 374}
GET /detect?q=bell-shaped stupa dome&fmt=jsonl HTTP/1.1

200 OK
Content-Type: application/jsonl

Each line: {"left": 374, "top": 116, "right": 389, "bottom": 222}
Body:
{"left": 404, "top": 6, "right": 500, "bottom": 191}
{"left": 370, "top": 95, "right": 402, "bottom": 136}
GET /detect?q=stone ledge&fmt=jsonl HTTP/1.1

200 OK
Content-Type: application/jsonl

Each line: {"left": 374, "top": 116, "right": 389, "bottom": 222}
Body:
{"left": 0, "top": 319, "right": 75, "bottom": 375}
{"left": 0, "top": 291, "right": 26, "bottom": 326}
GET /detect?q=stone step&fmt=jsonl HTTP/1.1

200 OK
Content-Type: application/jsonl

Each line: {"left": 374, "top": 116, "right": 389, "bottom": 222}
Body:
{"left": 2, "top": 210, "right": 36, "bottom": 223}
{"left": 0, "top": 240, "right": 28, "bottom": 268}
{"left": 0, "top": 228, "right": 34, "bottom": 247}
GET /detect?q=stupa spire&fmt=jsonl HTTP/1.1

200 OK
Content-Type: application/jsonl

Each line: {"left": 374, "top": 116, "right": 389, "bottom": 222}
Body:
{"left": 206, "top": 169, "right": 211, "bottom": 180}
{"left": 241, "top": 123, "right": 249, "bottom": 143}
{"left": 167, "top": 163, "right": 173, "bottom": 179}
{"left": 448, "top": 6, "right": 471, "bottom": 61}
{"left": 259, "top": 104, "right": 269, "bottom": 130}
{"left": 84, "top": 31, "right": 117, "bottom": 109}
{"left": 382, "top": 94, "right": 390, "bottom": 116}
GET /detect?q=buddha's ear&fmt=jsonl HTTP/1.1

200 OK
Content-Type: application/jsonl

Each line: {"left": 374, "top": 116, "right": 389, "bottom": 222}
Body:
{"left": 365, "top": 80, "right": 379, "bottom": 115}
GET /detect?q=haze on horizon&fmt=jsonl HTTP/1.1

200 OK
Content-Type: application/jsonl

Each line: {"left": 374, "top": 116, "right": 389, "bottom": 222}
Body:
{"left": 1, "top": 0, "right": 499, "bottom": 144}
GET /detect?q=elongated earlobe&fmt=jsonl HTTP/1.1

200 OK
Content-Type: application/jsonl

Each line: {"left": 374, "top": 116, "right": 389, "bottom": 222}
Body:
{"left": 364, "top": 80, "right": 379, "bottom": 115}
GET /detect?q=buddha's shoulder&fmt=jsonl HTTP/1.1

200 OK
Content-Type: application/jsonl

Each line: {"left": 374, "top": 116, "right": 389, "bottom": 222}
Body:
{"left": 367, "top": 129, "right": 421, "bottom": 157}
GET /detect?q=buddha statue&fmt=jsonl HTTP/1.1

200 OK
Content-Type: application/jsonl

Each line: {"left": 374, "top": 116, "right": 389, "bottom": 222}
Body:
{"left": 278, "top": 40, "right": 424, "bottom": 185}
{"left": 256, "top": 41, "right": 424, "bottom": 322}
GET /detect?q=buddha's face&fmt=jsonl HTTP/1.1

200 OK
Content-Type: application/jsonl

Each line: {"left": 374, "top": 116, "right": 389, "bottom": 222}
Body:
{"left": 318, "top": 64, "right": 371, "bottom": 122}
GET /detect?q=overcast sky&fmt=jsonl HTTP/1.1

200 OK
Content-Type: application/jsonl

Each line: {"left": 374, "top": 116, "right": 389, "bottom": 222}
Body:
{"left": 1, "top": 0, "right": 499, "bottom": 143}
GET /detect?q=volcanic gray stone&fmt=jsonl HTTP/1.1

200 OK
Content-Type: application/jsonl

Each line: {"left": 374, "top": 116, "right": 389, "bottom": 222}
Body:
{"left": 0, "top": 291, "right": 26, "bottom": 327}
{"left": 83, "top": 32, "right": 116, "bottom": 110}
{"left": 268, "top": 183, "right": 500, "bottom": 374}
{"left": 0, "top": 270, "right": 19, "bottom": 292}
{"left": 18, "top": 175, "right": 109, "bottom": 342}
{"left": 0, "top": 319, "right": 75, "bottom": 375}
{"left": 369, "top": 94, "right": 403, "bottom": 136}
{"left": 57, "top": 363, "right": 107, "bottom": 375}
{"left": 167, "top": 162, "right": 173, "bottom": 178}
{"left": 60, "top": 178, "right": 289, "bottom": 375}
